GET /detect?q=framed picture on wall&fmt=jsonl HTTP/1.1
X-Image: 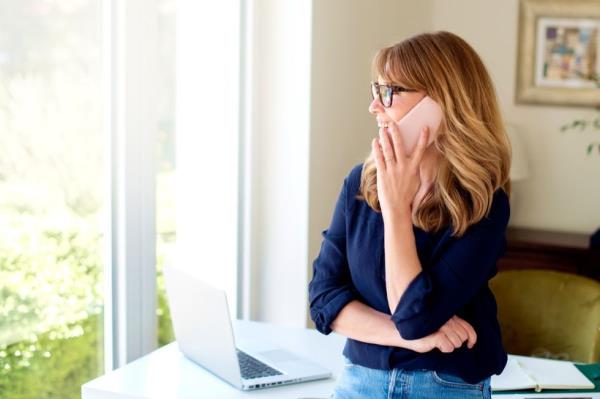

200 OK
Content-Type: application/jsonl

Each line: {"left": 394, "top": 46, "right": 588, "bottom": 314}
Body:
{"left": 516, "top": 0, "right": 600, "bottom": 107}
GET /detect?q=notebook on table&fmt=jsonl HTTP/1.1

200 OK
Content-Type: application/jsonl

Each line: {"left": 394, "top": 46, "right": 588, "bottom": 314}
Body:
{"left": 491, "top": 355, "right": 600, "bottom": 398}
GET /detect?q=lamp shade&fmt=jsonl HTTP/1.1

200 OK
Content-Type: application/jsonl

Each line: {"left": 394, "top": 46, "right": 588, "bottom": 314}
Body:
{"left": 506, "top": 123, "right": 530, "bottom": 181}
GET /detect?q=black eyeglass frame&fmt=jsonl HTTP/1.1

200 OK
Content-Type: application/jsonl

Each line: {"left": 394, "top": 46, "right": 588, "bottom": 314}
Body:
{"left": 370, "top": 82, "right": 418, "bottom": 108}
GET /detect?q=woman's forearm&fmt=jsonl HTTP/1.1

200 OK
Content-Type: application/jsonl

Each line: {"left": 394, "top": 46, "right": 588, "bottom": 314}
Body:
{"left": 383, "top": 210, "right": 423, "bottom": 313}
{"left": 330, "top": 300, "right": 414, "bottom": 349}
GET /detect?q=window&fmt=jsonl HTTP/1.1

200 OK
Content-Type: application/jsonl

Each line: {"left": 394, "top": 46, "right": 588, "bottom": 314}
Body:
{"left": 0, "top": 1, "right": 104, "bottom": 398}
{"left": 0, "top": 2, "right": 244, "bottom": 396}
{"left": 156, "top": 0, "right": 176, "bottom": 347}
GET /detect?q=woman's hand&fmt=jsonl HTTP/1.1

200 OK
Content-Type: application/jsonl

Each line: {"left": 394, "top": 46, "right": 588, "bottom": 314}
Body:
{"left": 404, "top": 315, "right": 478, "bottom": 353}
{"left": 371, "top": 123, "right": 430, "bottom": 218}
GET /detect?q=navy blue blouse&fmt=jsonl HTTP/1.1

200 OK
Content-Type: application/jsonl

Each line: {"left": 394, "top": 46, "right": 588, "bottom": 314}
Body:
{"left": 308, "top": 163, "right": 509, "bottom": 384}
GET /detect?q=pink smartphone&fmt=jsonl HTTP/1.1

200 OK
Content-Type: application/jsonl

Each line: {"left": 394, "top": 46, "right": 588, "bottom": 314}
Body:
{"left": 393, "top": 96, "right": 443, "bottom": 156}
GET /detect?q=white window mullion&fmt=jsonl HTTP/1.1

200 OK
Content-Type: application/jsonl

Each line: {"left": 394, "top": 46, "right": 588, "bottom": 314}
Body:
{"left": 238, "top": 0, "right": 254, "bottom": 320}
{"left": 104, "top": 0, "right": 159, "bottom": 371}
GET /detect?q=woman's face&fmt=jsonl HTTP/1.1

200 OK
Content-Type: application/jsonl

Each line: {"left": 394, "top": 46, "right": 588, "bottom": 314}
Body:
{"left": 368, "top": 77, "right": 425, "bottom": 127}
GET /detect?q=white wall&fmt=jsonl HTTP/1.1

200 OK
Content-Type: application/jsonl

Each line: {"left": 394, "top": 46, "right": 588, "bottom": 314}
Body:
{"left": 176, "top": 1, "right": 240, "bottom": 317}
{"left": 248, "top": 0, "right": 313, "bottom": 326}
{"left": 307, "top": 0, "right": 434, "bottom": 327}
{"left": 253, "top": 0, "right": 600, "bottom": 328}
{"left": 248, "top": 0, "right": 433, "bottom": 327}
{"left": 430, "top": 0, "right": 600, "bottom": 233}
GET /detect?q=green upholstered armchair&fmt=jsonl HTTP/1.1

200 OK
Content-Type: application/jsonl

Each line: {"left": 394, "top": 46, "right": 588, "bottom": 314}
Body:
{"left": 489, "top": 269, "right": 600, "bottom": 363}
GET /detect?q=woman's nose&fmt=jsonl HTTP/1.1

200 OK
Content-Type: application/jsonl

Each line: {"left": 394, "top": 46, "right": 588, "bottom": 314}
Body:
{"left": 368, "top": 97, "right": 383, "bottom": 115}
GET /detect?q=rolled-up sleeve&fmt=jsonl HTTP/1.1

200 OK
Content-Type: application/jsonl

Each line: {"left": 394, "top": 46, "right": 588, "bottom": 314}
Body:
{"left": 391, "top": 191, "right": 510, "bottom": 340}
{"left": 308, "top": 175, "right": 359, "bottom": 335}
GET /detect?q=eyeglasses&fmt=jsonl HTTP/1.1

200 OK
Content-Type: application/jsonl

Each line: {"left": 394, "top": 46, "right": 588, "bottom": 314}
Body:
{"left": 370, "top": 82, "right": 417, "bottom": 108}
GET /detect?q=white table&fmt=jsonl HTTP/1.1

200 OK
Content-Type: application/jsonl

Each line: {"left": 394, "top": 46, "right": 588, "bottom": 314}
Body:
{"left": 82, "top": 320, "right": 346, "bottom": 399}
{"left": 83, "top": 320, "right": 522, "bottom": 398}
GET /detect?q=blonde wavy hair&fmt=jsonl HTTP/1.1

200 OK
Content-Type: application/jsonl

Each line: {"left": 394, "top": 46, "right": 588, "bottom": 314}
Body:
{"left": 358, "top": 31, "right": 512, "bottom": 237}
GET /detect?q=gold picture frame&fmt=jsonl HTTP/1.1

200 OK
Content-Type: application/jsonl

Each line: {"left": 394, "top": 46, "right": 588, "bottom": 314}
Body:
{"left": 516, "top": 0, "right": 600, "bottom": 107}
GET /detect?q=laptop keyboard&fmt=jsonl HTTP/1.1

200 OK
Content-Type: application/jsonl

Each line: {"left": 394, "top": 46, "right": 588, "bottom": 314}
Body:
{"left": 236, "top": 349, "right": 283, "bottom": 380}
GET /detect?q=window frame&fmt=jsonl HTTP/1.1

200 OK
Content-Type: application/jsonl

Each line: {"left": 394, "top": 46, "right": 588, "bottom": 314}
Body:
{"left": 103, "top": 0, "right": 159, "bottom": 371}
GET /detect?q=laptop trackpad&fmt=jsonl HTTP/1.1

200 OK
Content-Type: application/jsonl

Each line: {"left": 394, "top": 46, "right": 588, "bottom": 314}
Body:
{"left": 258, "top": 349, "right": 300, "bottom": 362}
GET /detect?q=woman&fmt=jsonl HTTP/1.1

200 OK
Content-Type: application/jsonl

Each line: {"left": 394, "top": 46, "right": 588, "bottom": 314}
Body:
{"left": 308, "top": 31, "right": 512, "bottom": 399}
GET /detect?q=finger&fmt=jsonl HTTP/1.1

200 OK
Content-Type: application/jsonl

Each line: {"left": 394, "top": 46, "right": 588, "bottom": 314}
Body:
{"left": 371, "top": 138, "right": 386, "bottom": 171}
{"left": 442, "top": 318, "right": 467, "bottom": 348}
{"left": 440, "top": 325, "right": 462, "bottom": 348}
{"left": 447, "top": 317, "right": 469, "bottom": 343}
{"left": 410, "top": 126, "right": 430, "bottom": 168}
{"left": 378, "top": 126, "right": 395, "bottom": 163}
{"left": 454, "top": 316, "right": 478, "bottom": 348}
{"left": 452, "top": 316, "right": 476, "bottom": 348}
{"left": 387, "top": 121, "right": 406, "bottom": 160}
{"left": 447, "top": 331, "right": 462, "bottom": 348}
{"left": 436, "top": 333, "right": 454, "bottom": 353}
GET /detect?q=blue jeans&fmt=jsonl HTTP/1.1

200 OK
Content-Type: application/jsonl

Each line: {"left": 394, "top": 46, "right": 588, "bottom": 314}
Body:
{"left": 331, "top": 356, "right": 492, "bottom": 399}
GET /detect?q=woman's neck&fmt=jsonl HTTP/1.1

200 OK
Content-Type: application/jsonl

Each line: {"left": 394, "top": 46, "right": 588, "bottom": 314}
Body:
{"left": 412, "top": 146, "right": 440, "bottom": 215}
{"left": 418, "top": 147, "right": 440, "bottom": 188}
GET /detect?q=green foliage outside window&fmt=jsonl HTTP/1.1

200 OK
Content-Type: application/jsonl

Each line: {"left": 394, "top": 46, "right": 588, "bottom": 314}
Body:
{"left": 0, "top": 175, "right": 175, "bottom": 399}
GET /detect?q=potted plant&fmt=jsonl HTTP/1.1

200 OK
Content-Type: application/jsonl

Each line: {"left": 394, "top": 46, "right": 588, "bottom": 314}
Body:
{"left": 560, "top": 73, "right": 600, "bottom": 155}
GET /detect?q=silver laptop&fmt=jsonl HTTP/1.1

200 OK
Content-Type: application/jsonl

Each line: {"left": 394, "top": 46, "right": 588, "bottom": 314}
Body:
{"left": 163, "top": 266, "right": 331, "bottom": 390}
